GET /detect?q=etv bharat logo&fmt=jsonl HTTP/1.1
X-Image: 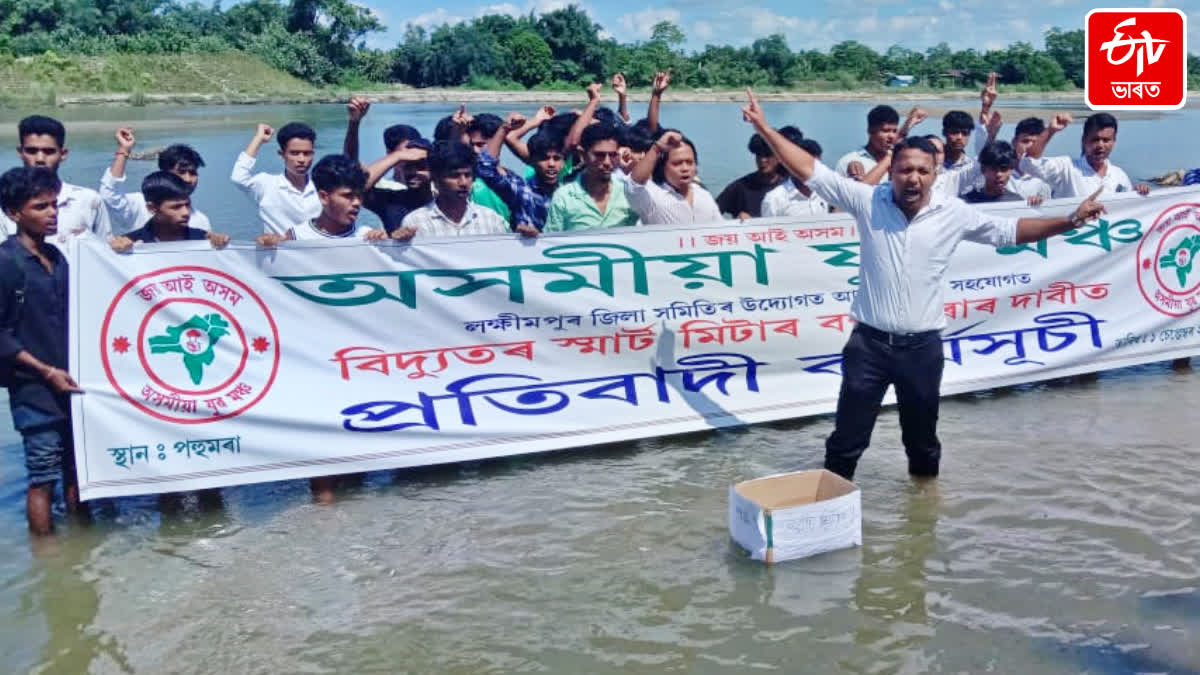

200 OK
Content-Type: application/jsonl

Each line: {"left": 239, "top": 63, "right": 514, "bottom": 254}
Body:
{"left": 1086, "top": 8, "right": 1187, "bottom": 111}
{"left": 1137, "top": 204, "right": 1200, "bottom": 317}
{"left": 101, "top": 266, "right": 280, "bottom": 424}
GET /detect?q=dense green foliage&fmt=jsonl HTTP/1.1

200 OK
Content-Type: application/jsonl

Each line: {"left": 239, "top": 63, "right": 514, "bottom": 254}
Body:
{"left": 2, "top": 1, "right": 1198, "bottom": 90}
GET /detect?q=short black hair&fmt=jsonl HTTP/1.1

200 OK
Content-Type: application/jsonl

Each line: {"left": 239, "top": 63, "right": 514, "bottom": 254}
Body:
{"left": 593, "top": 107, "right": 621, "bottom": 127}
{"left": 1083, "top": 113, "right": 1118, "bottom": 138}
{"left": 629, "top": 118, "right": 653, "bottom": 138}
{"left": 527, "top": 132, "right": 563, "bottom": 161}
{"left": 467, "top": 113, "right": 504, "bottom": 140}
{"left": 978, "top": 140, "right": 1017, "bottom": 170}
{"left": 433, "top": 115, "right": 463, "bottom": 142}
{"left": 277, "top": 122, "right": 315, "bottom": 149}
{"left": 158, "top": 144, "right": 205, "bottom": 173}
{"left": 748, "top": 133, "right": 770, "bottom": 157}
{"left": 778, "top": 125, "right": 804, "bottom": 146}
{"left": 311, "top": 154, "right": 367, "bottom": 193}
{"left": 18, "top": 115, "right": 65, "bottom": 147}
{"left": 942, "top": 110, "right": 974, "bottom": 135}
{"left": 428, "top": 141, "right": 476, "bottom": 177}
{"left": 891, "top": 136, "right": 939, "bottom": 163}
{"left": 383, "top": 124, "right": 421, "bottom": 152}
{"left": 142, "top": 171, "right": 192, "bottom": 205}
{"left": 0, "top": 166, "right": 60, "bottom": 214}
{"left": 544, "top": 112, "right": 580, "bottom": 141}
{"left": 580, "top": 123, "right": 620, "bottom": 151}
{"left": 867, "top": 105, "right": 900, "bottom": 131}
{"left": 798, "top": 138, "right": 823, "bottom": 158}
{"left": 1014, "top": 117, "right": 1045, "bottom": 138}
{"left": 623, "top": 129, "right": 654, "bottom": 153}
{"left": 653, "top": 131, "right": 698, "bottom": 185}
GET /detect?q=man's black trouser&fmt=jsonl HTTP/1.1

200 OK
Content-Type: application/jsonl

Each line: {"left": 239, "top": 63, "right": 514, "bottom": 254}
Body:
{"left": 824, "top": 323, "right": 944, "bottom": 480}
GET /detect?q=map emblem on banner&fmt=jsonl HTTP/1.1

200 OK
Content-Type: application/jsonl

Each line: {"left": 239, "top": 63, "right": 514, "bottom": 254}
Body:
{"left": 1137, "top": 203, "right": 1200, "bottom": 316}
{"left": 100, "top": 266, "right": 281, "bottom": 423}
{"left": 1085, "top": 8, "right": 1187, "bottom": 111}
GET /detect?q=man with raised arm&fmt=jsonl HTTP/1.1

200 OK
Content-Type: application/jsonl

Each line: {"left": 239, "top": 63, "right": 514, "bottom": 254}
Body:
{"left": 101, "top": 127, "right": 212, "bottom": 234}
{"left": 835, "top": 105, "right": 900, "bottom": 180}
{"left": 230, "top": 122, "right": 320, "bottom": 234}
{"left": 741, "top": 88, "right": 1108, "bottom": 481}
{"left": 1020, "top": 112, "right": 1151, "bottom": 199}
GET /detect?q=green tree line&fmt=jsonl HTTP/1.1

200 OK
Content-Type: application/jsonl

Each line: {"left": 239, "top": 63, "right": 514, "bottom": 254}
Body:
{"left": 2, "top": 0, "right": 1199, "bottom": 89}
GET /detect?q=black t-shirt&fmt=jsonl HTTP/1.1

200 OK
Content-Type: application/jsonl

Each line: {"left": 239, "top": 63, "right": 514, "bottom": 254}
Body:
{"left": 716, "top": 171, "right": 784, "bottom": 218}
{"left": 365, "top": 185, "right": 431, "bottom": 233}
{"left": 125, "top": 223, "right": 209, "bottom": 242}
{"left": 961, "top": 187, "right": 1022, "bottom": 204}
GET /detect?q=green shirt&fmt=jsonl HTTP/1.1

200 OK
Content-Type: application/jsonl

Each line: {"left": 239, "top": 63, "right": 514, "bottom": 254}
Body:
{"left": 471, "top": 178, "right": 512, "bottom": 223}
{"left": 523, "top": 155, "right": 575, "bottom": 181}
{"left": 544, "top": 174, "right": 639, "bottom": 232}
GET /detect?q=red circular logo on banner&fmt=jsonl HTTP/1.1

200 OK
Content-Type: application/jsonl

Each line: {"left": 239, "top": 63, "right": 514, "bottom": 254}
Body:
{"left": 100, "top": 266, "right": 280, "bottom": 423}
{"left": 1136, "top": 203, "right": 1200, "bottom": 317}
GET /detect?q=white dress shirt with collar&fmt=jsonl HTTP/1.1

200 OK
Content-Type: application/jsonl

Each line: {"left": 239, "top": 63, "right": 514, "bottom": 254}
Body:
{"left": 625, "top": 178, "right": 722, "bottom": 225}
{"left": 99, "top": 168, "right": 212, "bottom": 234}
{"left": 0, "top": 181, "right": 109, "bottom": 263}
{"left": 230, "top": 151, "right": 320, "bottom": 235}
{"left": 1019, "top": 154, "right": 1133, "bottom": 199}
{"left": 760, "top": 180, "right": 830, "bottom": 217}
{"left": 805, "top": 161, "right": 1018, "bottom": 334}
{"left": 400, "top": 200, "right": 511, "bottom": 239}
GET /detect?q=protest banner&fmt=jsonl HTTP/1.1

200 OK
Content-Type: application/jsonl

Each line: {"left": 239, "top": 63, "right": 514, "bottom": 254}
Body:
{"left": 70, "top": 188, "right": 1200, "bottom": 499}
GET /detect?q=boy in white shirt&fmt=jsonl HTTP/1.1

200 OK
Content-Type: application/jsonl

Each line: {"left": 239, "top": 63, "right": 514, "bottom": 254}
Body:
{"left": 231, "top": 122, "right": 321, "bottom": 234}
{"left": 392, "top": 142, "right": 510, "bottom": 241}
{"left": 762, "top": 132, "right": 830, "bottom": 217}
{"left": 100, "top": 127, "right": 212, "bottom": 234}
{"left": 256, "top": 154, "right": 386, "bottom": 246}
{"left": 1, "top": 115, "right": 110, "bottom": 259}
{"left": 1020, "top": 112, "right": 1151, "bottom": 199}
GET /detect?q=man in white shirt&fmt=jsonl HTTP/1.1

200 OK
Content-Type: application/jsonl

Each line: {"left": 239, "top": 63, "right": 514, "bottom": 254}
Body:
{"left": 99, "top": 127, "right": 212, "bottom": 234}
{"left": 625, "top": 131, "right": 723, "bottom": 225}
{"left": 230, "top": 122, "right": 321, "bottom": 235}
{"left": 1020, "top": 112, "right": 1151, "bottom": 199}
{"left": 1, "top": 115, "right": 110, "bottom": 259}
{"left": 392, "top": 142, "right": 510, "bottom": 240}
{"left": 762, "top": 136, "right": 830, "bottom": 217}
{"left": 742, "top": 89, "right": 1108, "bottom": 481}
{"left": 257, "top": 155, "right": 387, "bottom": 246}
{"left": 834, "top": 105, "right": 900, "bottom": 180}
{"left": 962, "top": 141, "right": 1050, "bottom": 204}
{"left": 941, "top": 110, "right": 976, "bottom": 172}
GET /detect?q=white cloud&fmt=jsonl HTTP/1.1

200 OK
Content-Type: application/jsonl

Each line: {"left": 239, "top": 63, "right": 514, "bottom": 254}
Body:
{"left": 721, "top": 7, "right": 820, "bottom": 41}
{"left": 692, "top": 20, "right": 714, "bottom": 41}
{"left": 618, "top": 8, "right": 684, "bottom": 40}
{"left": 406, "top": 8, "right": 467, "bottom": 29}
{"left": 476, "top": 3, "right": 523, "bottom": 17}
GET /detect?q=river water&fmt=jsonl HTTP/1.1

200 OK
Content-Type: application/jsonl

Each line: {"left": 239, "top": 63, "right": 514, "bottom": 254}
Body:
{"left": 0, "top": 101, "right": 1199, "bottom": 673}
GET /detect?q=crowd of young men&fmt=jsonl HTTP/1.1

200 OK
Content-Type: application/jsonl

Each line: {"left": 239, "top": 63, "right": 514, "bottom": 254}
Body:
{"left": 0, "top": 70, "right": 1162, "bottom": 534}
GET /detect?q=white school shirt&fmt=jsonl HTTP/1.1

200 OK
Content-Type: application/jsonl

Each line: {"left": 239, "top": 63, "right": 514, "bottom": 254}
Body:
{"left": 98, "top": 168, "right": 212, "bottom": 234}
{"left": 0, "top": 181, "right": 110, "bottom": 262}
{"left": 760, "top": 180, "right": 829, "bottom": 217}
{"left": 400, "top": 201, "right": 511, "bottom": 239}
{"left": 1019, "top": 154, "right": 1133, "bottom": 199}
{"left": 287, "top": 220, "right": 376, "bottom": 241}
{"left": 230, "top": 152, "right": 321, "bottom": 235}
{"left": 834, "top": 147, "right": 879, "bottom": 178}
{"left": 624, "top": 178, "right": 722, "bottom": 225}
{"left": 805, "top": 161, "right": 1018, "bottom": 334}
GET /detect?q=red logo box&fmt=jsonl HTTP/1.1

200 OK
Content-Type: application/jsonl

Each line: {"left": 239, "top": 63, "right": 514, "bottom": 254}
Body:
{"left": 1086, "top": 8, "right": 1187, "bottom": 110}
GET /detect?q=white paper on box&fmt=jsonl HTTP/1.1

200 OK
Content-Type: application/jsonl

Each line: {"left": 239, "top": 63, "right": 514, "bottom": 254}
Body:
{"left": 729, "top": 485, "right": 769, "bottom": 559}
{"left": 767, "top": 490, "right": 862, "bottom": 562}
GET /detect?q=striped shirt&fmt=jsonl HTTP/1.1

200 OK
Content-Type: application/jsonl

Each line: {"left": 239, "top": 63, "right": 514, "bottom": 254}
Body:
{"left": 400, "top": 201, "right": 511, "bottom": 239}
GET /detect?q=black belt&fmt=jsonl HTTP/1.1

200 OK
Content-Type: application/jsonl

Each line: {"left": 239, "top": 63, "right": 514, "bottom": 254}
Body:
{"left": 854, "top": 322, "right": 940, "bottom": 347}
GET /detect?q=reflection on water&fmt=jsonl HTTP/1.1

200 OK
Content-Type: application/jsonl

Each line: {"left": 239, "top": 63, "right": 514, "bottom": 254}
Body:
{"left": 0, "top": 361, "right": 1197, "bottom": 672}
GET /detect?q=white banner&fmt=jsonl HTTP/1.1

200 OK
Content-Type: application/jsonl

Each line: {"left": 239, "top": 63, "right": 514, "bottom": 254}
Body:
{"left": 70, "top": 188, "right": 1200, "bottom": 499}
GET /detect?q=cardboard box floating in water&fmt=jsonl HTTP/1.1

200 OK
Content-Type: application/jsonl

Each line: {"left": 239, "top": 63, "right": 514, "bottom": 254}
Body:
{"left": 729, "top": 469, "right": 862, "bottom": 563}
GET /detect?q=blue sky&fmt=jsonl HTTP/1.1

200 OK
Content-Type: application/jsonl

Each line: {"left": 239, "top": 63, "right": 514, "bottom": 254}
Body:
{"left": 358, "top": 0, "right": 1200, "bottom": 54}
